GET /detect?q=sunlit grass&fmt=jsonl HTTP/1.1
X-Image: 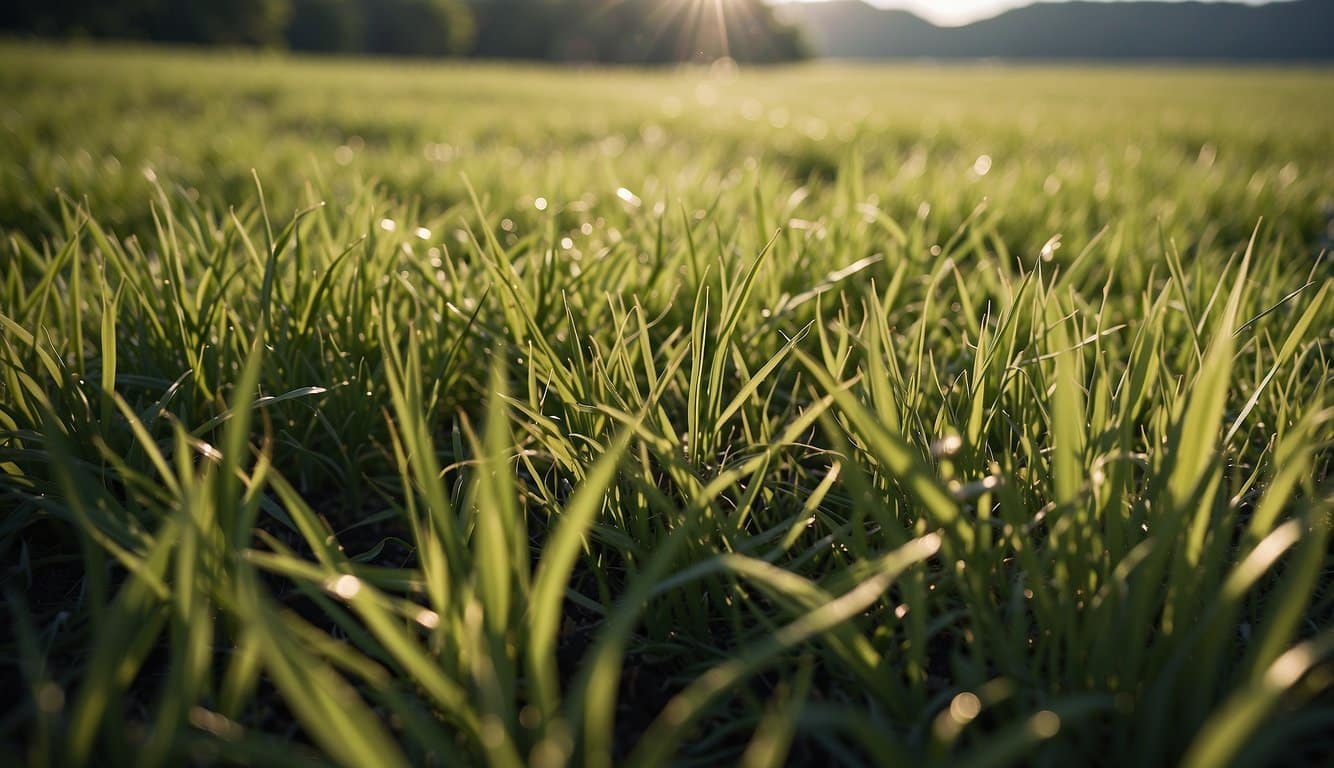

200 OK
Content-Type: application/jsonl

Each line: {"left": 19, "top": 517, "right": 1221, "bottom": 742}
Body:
{"left": 1, "top": 41, "right": 1331, "bottom": 766}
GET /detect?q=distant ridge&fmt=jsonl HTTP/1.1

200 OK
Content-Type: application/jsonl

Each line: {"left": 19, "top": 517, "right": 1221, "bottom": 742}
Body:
{"left": 777, "top": 0, "right": 1334, "bottom": 60}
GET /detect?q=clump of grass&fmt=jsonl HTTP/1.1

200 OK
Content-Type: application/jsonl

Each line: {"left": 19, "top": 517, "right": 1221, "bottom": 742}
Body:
{"left": 1, "top": 42, "right": 1331, "bottom": 767}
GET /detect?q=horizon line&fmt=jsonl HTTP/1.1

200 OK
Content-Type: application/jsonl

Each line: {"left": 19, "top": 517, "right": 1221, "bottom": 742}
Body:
{"left": 769, "top": 0, "right": 1281, "bottom": 28}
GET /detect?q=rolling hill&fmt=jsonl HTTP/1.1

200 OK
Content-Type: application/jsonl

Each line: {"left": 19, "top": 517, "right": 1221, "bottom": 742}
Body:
{"left": 777, "top": 0, "right": 1334, "bottom": 59}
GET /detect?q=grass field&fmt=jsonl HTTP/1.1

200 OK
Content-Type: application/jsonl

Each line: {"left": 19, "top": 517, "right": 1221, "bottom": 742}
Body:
{"left": 1, "top": 41, "right": 1332, "bottom": 766}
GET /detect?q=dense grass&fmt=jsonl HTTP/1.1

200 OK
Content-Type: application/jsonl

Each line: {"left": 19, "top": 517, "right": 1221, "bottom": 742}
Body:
{"left": 1, "top": 41, "right": 1331, "bottom": 766}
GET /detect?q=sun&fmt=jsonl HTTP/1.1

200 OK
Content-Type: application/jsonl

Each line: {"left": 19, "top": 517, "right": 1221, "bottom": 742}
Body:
{"left": 578, "top": 0, "right": 793, "bottom": 63}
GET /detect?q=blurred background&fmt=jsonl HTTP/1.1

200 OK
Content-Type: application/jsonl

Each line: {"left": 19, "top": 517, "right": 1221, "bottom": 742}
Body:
{"left": 2, "top": 0, "right": 1331, "bottom": 64}
{"left": 0, "top": 0, "right": 804, "bottom": 63}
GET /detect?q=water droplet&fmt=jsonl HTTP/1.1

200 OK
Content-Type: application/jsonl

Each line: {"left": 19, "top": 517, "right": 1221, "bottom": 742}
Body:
{"left": 36, "top": 683, "right": 65, "bottom": 714}
{"left": 950, "top": 692, "right": 982, "bottom": 723}
{"left": 1030, "top": 710, "right": 1061, "bottom": 738}
{"left": 327, "top": 574, "right": 362, "bottom": 599}
{"left": 1040, "top": 234, "right": 1063, "bottom": 262}
{"left": 1278, "top": 162, "right": 1299, "bottom": 187}
{"left": 616, "top": 187, "right": 641, "bottom": 207}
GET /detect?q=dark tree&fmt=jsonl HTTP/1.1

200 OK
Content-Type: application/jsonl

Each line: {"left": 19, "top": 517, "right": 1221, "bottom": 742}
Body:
{"left": 142, "top": 0, "right": 292, "bottom": 46}
{"left": 360, "top": 0, "right": 475, "bottom": 57}
{"left": 1, "top": 0, "right": 162, "bottom": 39}
{"left": 469, "top": 0, "right": 564, "bottom": 59}
{"left": 2, "top": 0, "right": 292, "bottom": 46}
{"left": 286, "top": 0, "right": 364, "bottom": 52}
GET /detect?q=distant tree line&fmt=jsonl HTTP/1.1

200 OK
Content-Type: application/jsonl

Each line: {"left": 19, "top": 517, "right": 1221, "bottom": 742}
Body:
{"left": 1, "top": 0, "right": 807, "bottom": 63}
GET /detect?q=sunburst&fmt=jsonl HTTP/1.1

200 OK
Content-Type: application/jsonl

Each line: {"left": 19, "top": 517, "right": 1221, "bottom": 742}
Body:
{"left": 575, "top": 0, "right": 790, "bottom": 63}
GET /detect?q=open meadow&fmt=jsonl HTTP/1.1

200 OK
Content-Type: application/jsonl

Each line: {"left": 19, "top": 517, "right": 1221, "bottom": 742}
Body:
{"left": 1, "top": 42, "right": 1332, "bottom": 766}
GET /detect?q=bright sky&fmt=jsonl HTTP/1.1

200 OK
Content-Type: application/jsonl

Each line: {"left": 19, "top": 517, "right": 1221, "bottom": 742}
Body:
{"left": 782, "top": 0, "right": 1279, "bottom": 27}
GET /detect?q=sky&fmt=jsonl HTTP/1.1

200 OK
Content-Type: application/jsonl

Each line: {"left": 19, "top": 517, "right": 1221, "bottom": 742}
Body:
{"left": 778, "top": 0, "right": 1279, "bottom": 27}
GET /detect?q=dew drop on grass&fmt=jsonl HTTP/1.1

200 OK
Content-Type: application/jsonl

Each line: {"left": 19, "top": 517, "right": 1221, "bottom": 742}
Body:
{"left": 931, "top": 434, "right": 963, "bottom": 458}
{"left": 519, "top": 705, "right": 541, "bottom": 730}
{"left": 481, "top": 716, "right": 507, "bottom": 749}
{"left": 616, "top": 186, "right": 641, "bottom": 207}
{"left": 1278, "top": 162, "right": 1299, "bottom": 187}
{"left": 803, "top": 118, "right": 829, "bottom": 141}
{"left": 327, "top": 574, "right": 362, "bottom": 599}
{"left": 950, "top": 692, "right": 982, "bottom": 724}
{"left": 36, "top": 683, "right": 65, "bottom": 714}
{"left": 534, "top": 197, "right": 548, "bottom": 211}
{"left": 379, "top": 218, "right": 396, "bottom": 233}
{"left": 641, "top": 123, "right": 665, "bottom": 145}
{"left": 414, "top": 227, "right": 431, "bottom": 240}
{"left": 1030, "top": 711, "right": 1061, "bottom": 738}
{"left": 972, "top": 154, "right": 993, "bottom": 176}
{"left": 531, "top": 738, "right": 566, "bottom": 768}
{"left": 424, "top": 142, "right": 454, "bottom": 163}
{"left": 1040, "top": 234, "right": 1063, "bottom": 262}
